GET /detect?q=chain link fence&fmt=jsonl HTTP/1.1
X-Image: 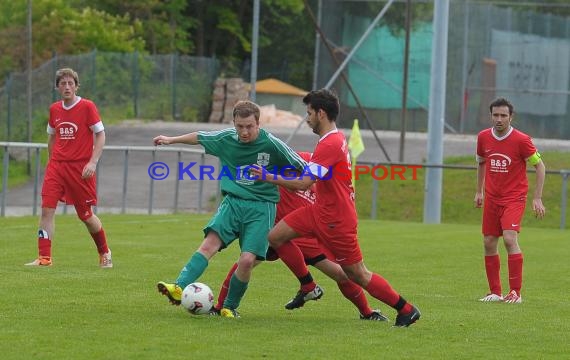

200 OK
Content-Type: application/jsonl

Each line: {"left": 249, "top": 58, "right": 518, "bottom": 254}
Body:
{"left": 0, "top": 51, "right": 219, "bottom": 142}
{"left": 314, "top": 0, "right": 570, "bottom": 139}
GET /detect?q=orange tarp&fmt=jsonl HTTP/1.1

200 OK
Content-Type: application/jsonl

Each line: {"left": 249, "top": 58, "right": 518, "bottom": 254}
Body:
{"left": 251, "top": 78, "right": 308, "bottom": 96}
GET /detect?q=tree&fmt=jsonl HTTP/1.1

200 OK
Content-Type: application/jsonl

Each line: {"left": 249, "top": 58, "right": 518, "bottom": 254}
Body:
{"left": 85, "top": 0, "right": 194, "bottom": 54}
{"left": 0, "top": 0, "right": 146, "bottom": 80}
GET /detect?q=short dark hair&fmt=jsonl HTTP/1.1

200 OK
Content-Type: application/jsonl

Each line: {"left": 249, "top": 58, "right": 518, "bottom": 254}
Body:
{"left": 302, "top": 89, "right": 339, "bottom": 121}
{"left": 233, "top": 100, "right": 260, "bottom": 122}
{"left": 489, "top": 97, "right": 514, "bottom": 115}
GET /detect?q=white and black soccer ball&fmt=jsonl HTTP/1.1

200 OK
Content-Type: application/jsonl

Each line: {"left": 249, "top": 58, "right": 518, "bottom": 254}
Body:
{"left": 181, "top": 282, "right": 214, "bottom": 315}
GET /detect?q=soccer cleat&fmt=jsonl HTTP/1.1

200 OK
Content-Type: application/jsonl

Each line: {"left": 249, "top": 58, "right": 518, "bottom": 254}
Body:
{"left": 157, "top": 281, "right": 183, "bottom": 305}
{"left": 394, "top": 305, "right": 421, "bottom": 327}
{"left": 479, "top": 293, "right": 503, "bottom": 302}
{"left": 503, "top": 290, "right": 522, "bottom": 304}
{"left": 208, "top": 307, "right": 221, "bottom": 316}
{"left": 285, "top": 284, "right": 324, "bottom": 310}
{"left": 99, "top": 250, "right": 113, "bottom": 268}
{"left": 220, "top": 308, "right": 240, "bottom": 318}
{"left": 360, "top": 309, "right": 389, "bottom": 321}
{"left": 24, "top": 257, "right": 52, "bottom": 267}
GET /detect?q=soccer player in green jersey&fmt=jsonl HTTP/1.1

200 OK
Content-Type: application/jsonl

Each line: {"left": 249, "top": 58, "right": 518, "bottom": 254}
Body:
{"left": 152, "top": 100, "right": 316, "bottom": 317}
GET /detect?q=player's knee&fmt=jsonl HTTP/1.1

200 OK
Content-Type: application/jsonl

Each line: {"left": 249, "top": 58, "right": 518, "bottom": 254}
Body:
{"left": 237, "top": 253, "right": 257, "bottom": 270}
{"left": 76, "top": 207, "right": 93, "bottom": 221}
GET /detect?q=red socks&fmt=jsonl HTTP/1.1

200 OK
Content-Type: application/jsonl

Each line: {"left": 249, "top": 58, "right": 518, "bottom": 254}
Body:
{"left": 364, "top": 273, "right": 412, "bottom": 314}
{"left": 90, "top": 228, "right": 109, "bottom": 255}
{"left": 484, "top": 254, "right": 502, "bottom": 295}
{"left": 337, "top": 280, "right": 372, "bottom": 316}
{"left": 215, "top": 262, "right": 238, "bottom": 310}
{"left": 38, "top": 229, "right": 51, "bottom": 258}
{"left": 274, "top": 242, "right": 316, "bottom": 293}
{"left": 508, "top": 253, "right": 523, "bottom": 294}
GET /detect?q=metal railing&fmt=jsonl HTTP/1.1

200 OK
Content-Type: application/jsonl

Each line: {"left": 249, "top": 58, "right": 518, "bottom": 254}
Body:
{"left": 1, "top": 142, "right": 569, "bottom": 229}
{"left": 356, "top": 160, "right": 569, "bottom": 230}
{"left": 1, "top": 141, "right": 207, "bottom": 217}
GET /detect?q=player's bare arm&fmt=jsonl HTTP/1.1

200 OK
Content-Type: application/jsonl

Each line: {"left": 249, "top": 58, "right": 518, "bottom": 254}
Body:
{"left": 474, "top": 161, "right": 485, "bottom": 208}
{"left": 249, "top": 165, "right": 316, "bottom": 191}
{"left": 531, "top": 160, "right": 546, "bottom": 219}
{"left": 47, "top": 133, "right": 55, "bottom": 159}
{"left": 83, "top": 130, "right": 105, "bottom": 179}
{"left": 153, "top": 132, "right": 199, "bottom": 146}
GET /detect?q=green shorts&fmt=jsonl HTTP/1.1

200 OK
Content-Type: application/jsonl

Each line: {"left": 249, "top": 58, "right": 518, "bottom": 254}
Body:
{"left": 203, "top": 195, "right": 276, "bottom": 259}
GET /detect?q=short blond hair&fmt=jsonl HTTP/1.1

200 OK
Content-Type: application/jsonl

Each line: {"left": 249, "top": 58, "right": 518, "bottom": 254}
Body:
{"left": 232, "top": 100, "right": 260, "bottom": 122}
{"left": 55, "top": 68, "right": 80, "bottom": 88}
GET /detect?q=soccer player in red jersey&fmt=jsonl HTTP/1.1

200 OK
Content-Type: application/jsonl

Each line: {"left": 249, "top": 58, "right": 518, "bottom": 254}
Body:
{"left": 25, "top": 68, "right": 112, "bottom": 268}
{"left": 251, "top": 89, "right": 420, "bottom": 327}
{"left": 212, "top": 152, "right": 389, "bottom": 321}
{"left": 475, "top": 97, "right": 546, "bottom": 304}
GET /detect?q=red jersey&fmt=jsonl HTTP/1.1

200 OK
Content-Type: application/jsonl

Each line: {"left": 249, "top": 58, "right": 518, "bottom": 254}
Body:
{"left": 476, "top": 127, "right": 538, "bottom": 205}
{"left": 48, "top": 97, "right": 103, "bottom": 161}
{"left": 276, "top": 152, "right": 315, "bottom": 223}
{"left": 307, "top": 130, "right": 357, "bottom": 224}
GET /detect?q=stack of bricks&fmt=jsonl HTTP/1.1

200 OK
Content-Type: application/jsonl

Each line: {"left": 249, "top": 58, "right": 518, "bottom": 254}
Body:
{"left": 209, "top": 77, "right": 249, "bottom": 124}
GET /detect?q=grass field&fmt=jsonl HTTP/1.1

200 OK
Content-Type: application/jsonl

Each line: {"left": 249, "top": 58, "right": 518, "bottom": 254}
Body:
{"left": 1, "top": 214, "right": 569, "bottom": 359}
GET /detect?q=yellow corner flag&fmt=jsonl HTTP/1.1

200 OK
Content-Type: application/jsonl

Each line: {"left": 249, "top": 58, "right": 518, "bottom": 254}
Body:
{"left": 348, "top": 119, "right": 365, "bottom": 186}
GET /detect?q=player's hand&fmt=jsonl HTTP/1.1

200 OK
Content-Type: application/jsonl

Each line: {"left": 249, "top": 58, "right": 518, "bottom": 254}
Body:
{"left": 473, "top": 192, "right": 483, "bottom": 208}
{"left": 532, "top": 198, "right": 545, "bottom": 219}
{"left": 248, "top": 164, "right": 264, "bottom": 181}
{"left": 82, "top": 161, "right": 97, "bottom": 179}
{"left": 153, "top": 135, "right": 171, "bottom": 146}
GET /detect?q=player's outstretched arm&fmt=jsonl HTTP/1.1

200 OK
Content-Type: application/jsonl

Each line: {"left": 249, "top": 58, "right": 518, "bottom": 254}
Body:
{"left": 153, "top": 132, "right": 199, "bottom": 146}
{"left": 249, "top": 165, "right": 315, "bottom": 190}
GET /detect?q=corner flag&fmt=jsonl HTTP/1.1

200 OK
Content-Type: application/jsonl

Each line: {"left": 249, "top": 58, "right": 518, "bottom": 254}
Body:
{"left": 348, "top": 119, "right": 365, "bottom": 185}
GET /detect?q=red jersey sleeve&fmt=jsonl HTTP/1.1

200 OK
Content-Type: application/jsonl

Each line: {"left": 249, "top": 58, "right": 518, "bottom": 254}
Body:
{"left": 310, "top": 136, "right": 347, "bottom": 172}
{"left": 519, "top": 135, "right": 537, "bottom": 160}
{"left": 84, "top": 100, "right": 101, "bottom": 128}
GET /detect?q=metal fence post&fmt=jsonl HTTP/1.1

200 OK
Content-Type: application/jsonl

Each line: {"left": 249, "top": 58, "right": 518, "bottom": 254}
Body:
{"left": 1, "top": 147, "right": 9, "bottom": 216}
{"left": 33, "top": 147, "right": 41, "bottom": 216}
{"left": 171, "top": 53, "right": 177, "bottom": 119}
{"left": 561, "top": 170, "right": 569, "bottom": 230}
{"left": 149, "top": 149, "right": 156, "bottom": 215}
{"left": 52, "top": 51, "right": 58, "bottom": 102}
{"left": 94, "top": 156, "right": 99, "bottom": 215}
{"left": 370, "top": 175, "right": 379, "bottom": 220}
{"left": 132, "top": 51, "right": 139, "bottom": 118}
{"left": 91, "top": 49, "right": 97, "bottom": 99}
{"left": 121, "top": 149, "right": 129, "bottom": 214}
{"left": 198, "top": 153, "right": 205, "bottom": 213}
{"left": 6, "top": 73, "right": 12, "bottom": 141}
{"left": 174, "top": 151, "right": 181, "bottom": 213}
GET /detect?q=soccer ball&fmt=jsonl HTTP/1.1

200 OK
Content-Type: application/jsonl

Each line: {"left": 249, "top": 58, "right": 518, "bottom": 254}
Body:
{"left": 181, "top": 282, "right": 214, "bottom": 315}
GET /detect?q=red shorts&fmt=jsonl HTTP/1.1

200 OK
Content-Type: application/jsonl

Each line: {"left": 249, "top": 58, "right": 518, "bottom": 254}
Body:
{"left": 283, "top": 205, "right": 362, "bottom": 266}
{"left": 482, "top": 199, "right": 526, "bottom": 236}
{"left": 41, "top": 160, "right": 97, "bottom": 220}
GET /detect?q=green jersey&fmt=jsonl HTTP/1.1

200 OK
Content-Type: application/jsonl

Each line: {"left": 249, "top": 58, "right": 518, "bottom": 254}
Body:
{"left": 198, "top": 128, "right": 306, "bottom": 203}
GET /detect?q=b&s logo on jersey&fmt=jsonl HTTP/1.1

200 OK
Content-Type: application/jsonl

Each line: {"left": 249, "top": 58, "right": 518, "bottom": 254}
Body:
{"left": 489, "top": 153, "right": 511, "bottom": 173}
{"left": 58, "top": 122, "right": 79, "bottom": 140}
{"left": 295, "top": 189, "right": 316, "bottom": 204}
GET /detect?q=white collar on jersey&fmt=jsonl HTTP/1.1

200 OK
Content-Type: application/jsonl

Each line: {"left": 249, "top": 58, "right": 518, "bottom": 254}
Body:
{"left": 62, "top": 96, "right": 82, "bottom": 110}
{"left": 319, "top": 128, "right": 339, "bottom": 142}
{"left": 491, "top": 126, "right": 513, "bottom": 141}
